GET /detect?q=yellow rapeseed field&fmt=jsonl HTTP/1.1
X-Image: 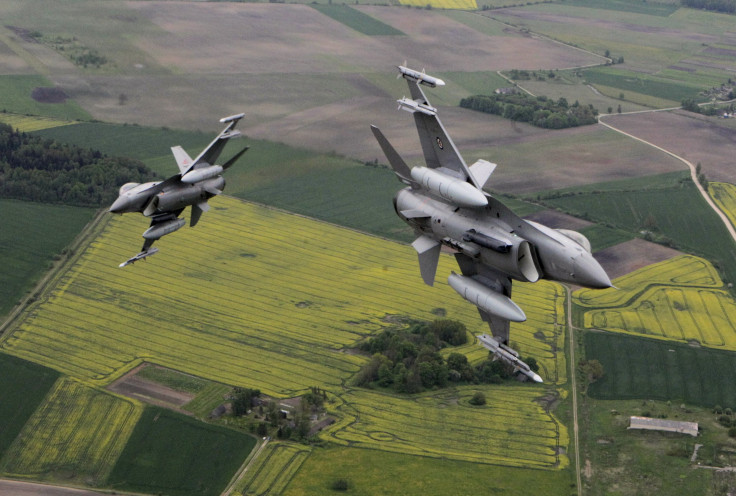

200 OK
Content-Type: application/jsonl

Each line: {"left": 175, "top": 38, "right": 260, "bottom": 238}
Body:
{"left": 235, "top": 442, "right": 311, "bottom": 496}
{"left": 711, "top": 182, "right": 736, "bottom": 231}
{"left": 575, "top": 255, "right": 736, "bottom": 349}
{"left": 324, "top": 386, "right": 568, "bottom": 469}
{"left": 2, "top": 197, "right": 565, "bottom": 392}
{"left": 0, "top": 377, "right": 142, "bottom": 484}
{"left": 0, "top": 113, "right": 73, "bottom": 132}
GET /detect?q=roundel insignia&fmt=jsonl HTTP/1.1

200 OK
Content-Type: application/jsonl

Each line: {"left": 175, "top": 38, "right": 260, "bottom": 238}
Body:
{"left": 436, "top": 137, "right": 444, "bottom": 149}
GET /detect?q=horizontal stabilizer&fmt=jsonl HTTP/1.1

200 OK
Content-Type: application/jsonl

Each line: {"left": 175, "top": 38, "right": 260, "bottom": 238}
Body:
{"left": 370, "top": 125, "right": 413, "bottom": 185}
{"left": 468, "top": 159, "right": 496, "bottom": 190}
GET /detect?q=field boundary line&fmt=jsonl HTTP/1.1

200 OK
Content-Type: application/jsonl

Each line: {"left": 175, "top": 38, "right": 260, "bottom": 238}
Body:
{"left": 565, "top": 285, "right": 582, "bottom": 496}
{"left": 0, "top": 208, "right": 108, "bottom": 342}
{"left": 598, "top": 115, "right": 736, "bottom": 247}
{"left": 221, "top": 437, "right": 269, "bottom": 496}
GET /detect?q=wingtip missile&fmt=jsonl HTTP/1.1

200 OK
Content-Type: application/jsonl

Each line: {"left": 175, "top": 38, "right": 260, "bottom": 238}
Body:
{"left": 397, "top": 65, "right": 445, "bottom": 88}
{"left": 220, "top": 112, "right": 245, "bottom": 124}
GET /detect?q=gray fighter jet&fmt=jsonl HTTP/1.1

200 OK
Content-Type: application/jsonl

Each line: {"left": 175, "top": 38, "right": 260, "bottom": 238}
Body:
{"left": 371, "top": 66, "right": 612, "bottom": 382}
{"left": 110, "top": 113, "right": 248, "bottom": 267}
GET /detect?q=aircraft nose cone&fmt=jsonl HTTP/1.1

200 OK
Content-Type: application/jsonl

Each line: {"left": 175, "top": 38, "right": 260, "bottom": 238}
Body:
{"left": 573, "top": 253, "right": 612, "bottom": 289}
{"left": 109, "top": 196, "right": 128, "bottom": 213}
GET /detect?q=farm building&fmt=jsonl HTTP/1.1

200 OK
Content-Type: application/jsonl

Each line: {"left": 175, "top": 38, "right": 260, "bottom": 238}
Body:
{"left": 628, "top": 416, "right": 698, "bottom": 436}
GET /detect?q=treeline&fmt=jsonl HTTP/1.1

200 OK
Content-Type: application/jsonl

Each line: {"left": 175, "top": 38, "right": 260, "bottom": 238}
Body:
{"left": 682, "top": 0, "right": 736, "bottom": 13}
{"left": 353, "top": 319, "right": 538, "bottom": 393}
{"left": 460, "top": 94, "right": 598, "bottom": 129}
{"left": 0, "top": 123, "right": 156, "bottom": 207}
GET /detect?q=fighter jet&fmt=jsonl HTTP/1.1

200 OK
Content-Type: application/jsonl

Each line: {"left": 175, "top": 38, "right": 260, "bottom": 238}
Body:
{"left": 371, "top": 66, "right": 612, "bottom": 382}
{"left": 109, "top": 113, "right": 248, "bottom": 267}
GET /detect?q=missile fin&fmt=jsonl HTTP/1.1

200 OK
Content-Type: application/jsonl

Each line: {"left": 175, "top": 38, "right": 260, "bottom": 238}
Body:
{"left": 411, "top": 235, "right": 441, "bottom": 286}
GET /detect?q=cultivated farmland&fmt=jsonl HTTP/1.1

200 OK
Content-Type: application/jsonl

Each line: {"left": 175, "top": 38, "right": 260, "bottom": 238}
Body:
{"left": 710, "top": 182, "right": 736, "bottom": 230}
{"left": 236, "top": 442, "right": 312, "bottom": 496}
{"left": 325, "top": 385, "right": 568, "bottom": 468}
{"left": 107, "top": 407, "right": 256, "bottom": 496}
{"left": 585, "top": 331, "right": 736, "bottom": 408}
{"left": 0, "top": 353, "right": 59, "bottom": 460}
{"left": 1, "top": 197, "right": 564, "bottom": 392}
{"left": 575, "top": 255, "right": 736, "bottom": 350}
{"left": 0, "top": 377, "right": 142, "bottom": 485}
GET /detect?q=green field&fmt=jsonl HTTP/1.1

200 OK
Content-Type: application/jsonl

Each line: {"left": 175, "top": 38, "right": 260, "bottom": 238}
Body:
{"left": 0, "top": 199, "right": 96, "bottom": 317}
{"left": 544, "top": 180, "right": 736, "bottom": 286}
{"left": 0, "top": 75, "right": 90, "bottom": 120}
{"left": 310, "top": 5, "right": 404, "bottom": 36}
{"left": 107, "top": 406, "right": 256, "bottom": 496}
{"left": 561, "top": 0, "right": 680, "bottom": 16}
{"left": 577, "top": 224, "right": 634, "bottom": 252}
{"left": 585, "top": 331, "right": 736, "bottom": 408}
{"left": 0, "top": 377, "right": 142, "bottom": 485}
{"left": 284, "top": 445, "right": 573, "bottom": 496}
{"left": 583, "top": 67, "right": 706, "bottom": 104}
{"left": 0, "top": 353, "right": 59, "bottom": 460}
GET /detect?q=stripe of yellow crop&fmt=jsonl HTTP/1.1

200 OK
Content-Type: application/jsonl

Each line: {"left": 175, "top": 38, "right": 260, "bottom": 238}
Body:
{"left": 398, "top": 0, "right": 477, "bottom": 8}
{"left": 3, "top": 197, "right": 566, "bottom": 392}
{"left": 582, "top": 284, "right": 736, "bottom": 350}
{"left": 323, "top": 386, "right": 567, "bottom": 470}
{"left": 0, "top": 377, "right": 142, "bottom": 484}
{"left": 0, "top": 113, "right": 74, "bottom": 132}
{"left": 710, "top": 182, "right": 736, "bottom": 231}
{"left": 575, "top": 255, "right": 722, "bottom": 309}
{"left": 235, "top": 442, "right": 311, "bottom": 496}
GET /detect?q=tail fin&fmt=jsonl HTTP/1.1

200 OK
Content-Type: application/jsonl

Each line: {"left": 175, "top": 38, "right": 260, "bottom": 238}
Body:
{"left": 397, "top": 66, "right": 484, "bottom": 191}
{"left": 184, "top": 113, "right": 245, "bottom": 174}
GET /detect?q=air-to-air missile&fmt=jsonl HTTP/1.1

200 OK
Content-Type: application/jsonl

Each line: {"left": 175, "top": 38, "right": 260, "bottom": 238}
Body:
{"left": 110, "top": 113, "right": 248, "bottom": 267}
{"left": 371, "top": 65, "right": 612, "bottom": 382}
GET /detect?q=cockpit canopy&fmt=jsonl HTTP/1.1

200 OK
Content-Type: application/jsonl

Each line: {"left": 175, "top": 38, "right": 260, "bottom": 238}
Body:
{"left": 119, "top": 183, "right": 140, "bottom": 195}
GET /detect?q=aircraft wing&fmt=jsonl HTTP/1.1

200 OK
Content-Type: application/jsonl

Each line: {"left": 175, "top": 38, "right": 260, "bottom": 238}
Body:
{"left": 399, "top": 68, "right": 484, "bottom": 190}
{"left": 184, "top": 113, "right": 245, "bottom": 175}
{"left": 454, "top": 252, "right": 514, "bottom": 345}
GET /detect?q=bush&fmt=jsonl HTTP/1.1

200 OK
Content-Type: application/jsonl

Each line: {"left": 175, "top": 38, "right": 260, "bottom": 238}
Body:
{"left": 469, "top": 392, "right": 486, "bottom": 406}
{"left": 331, "top": 478, "right": 350, "bottom": 491}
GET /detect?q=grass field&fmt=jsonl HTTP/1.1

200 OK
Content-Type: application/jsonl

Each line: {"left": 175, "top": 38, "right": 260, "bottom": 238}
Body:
{"left": 1, "top": 197, "right": 564, "bottom": 392}
{"left": 583, "top": 66, "right": 706, "bottom": 104}
{"left": 578, "top": 397, "right": 716, "bottom": 495}
{"left": 0, "top": 200, "right": 96, "bottom": 317}
{"left": 284, "top": 445, "right": 573, "bottom": 496}
{"left": 0, "top": 377, "right": 142, "bottom": 485}
{"left": 585, "top": 331, "right": 736, "bottom": 409}
{"left": 107, "top": 406, "right": 256, "bottom": 496}
{"left": 544, "top": 180, "right": 736, "bottom": 287}
{"left": 310, "top": 5, "right": 404, "bottom": 36}
{"left": 325, "top": 385, "right": 568, "bottom": 469}
{"left": 0, "top": 75, "right": 90, "bottom": 120}
{"left": 236, "top": 442, "right": 311, "bottom": 496}
{"left": 575, "top": 255, "right": 736, "bottom": 351}
{"left": 0, "top": 353, "right": 59, "bottom": 461}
